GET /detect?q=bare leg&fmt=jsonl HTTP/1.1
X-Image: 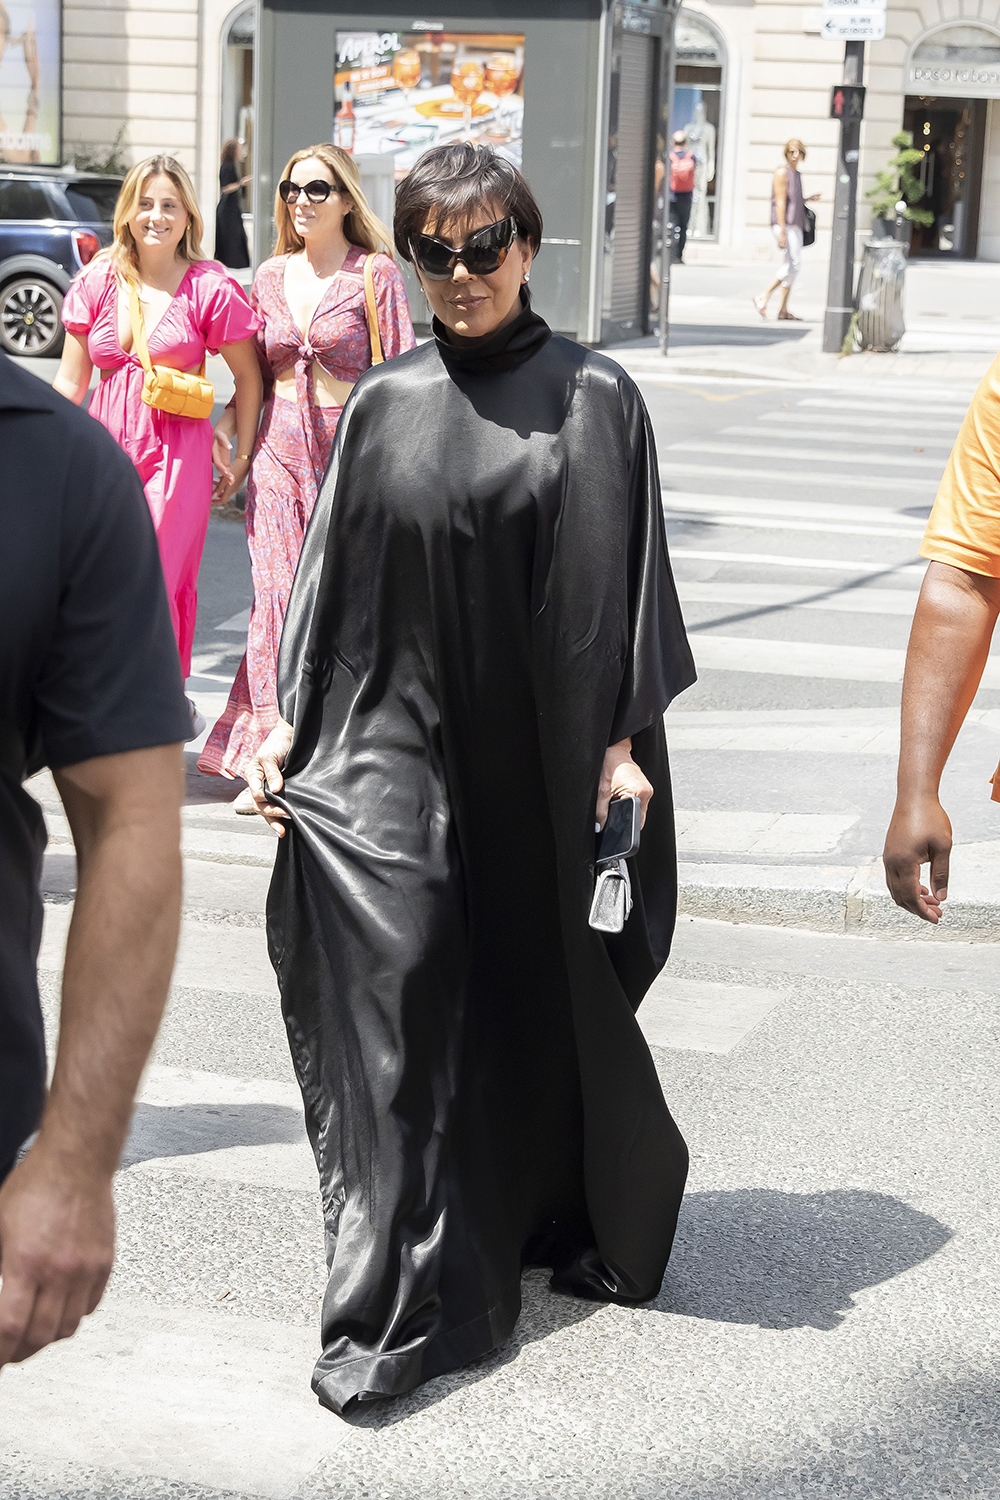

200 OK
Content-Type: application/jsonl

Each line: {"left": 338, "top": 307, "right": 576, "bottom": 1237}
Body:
{"left": 754, "top": 277, "right": 782, "bottom": 316}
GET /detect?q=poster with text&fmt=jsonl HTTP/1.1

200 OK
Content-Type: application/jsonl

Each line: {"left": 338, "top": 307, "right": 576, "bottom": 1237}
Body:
{"left": 0, "top": 0, "right": 60, "bottom": 164}
{"left": 335, "top": 30, "right": 524, "bottom": 176}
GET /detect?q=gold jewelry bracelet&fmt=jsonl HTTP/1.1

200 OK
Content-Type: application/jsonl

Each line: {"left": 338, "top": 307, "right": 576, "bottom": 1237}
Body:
{"left": 236, "top": 454, "right": 251, "bottom": 461}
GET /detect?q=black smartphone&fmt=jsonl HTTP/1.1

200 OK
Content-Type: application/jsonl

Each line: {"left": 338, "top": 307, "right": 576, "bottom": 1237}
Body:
{"left": 596, "top": 794, "right": 641, "bottom": 863}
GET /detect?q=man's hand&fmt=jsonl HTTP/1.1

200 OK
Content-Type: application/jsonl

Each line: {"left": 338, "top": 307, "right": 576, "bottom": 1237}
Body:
{"left": 0, "top": 1145, "right": 113, "bottom": 1367}
{"left": 885, "top": 561, "right": 1000, "bottom": 923}
{"left": 596, "top": 738, "right": 653, "bottom": 830}
{"left": 0, "top": 744, "right": 183, "bottom": 1368}
{"left": 883, "top": 794, "right": 952, "bottom": 923}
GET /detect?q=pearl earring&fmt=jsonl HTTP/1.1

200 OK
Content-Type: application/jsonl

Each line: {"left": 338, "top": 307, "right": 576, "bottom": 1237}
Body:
{"left": 523, "top": 273, "right": 530, "bottom": 283}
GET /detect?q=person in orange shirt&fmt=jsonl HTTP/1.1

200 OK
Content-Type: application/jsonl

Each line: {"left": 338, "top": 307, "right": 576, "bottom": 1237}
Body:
{"left": 884, "top": 358, "right": 1000, "bottom": 920}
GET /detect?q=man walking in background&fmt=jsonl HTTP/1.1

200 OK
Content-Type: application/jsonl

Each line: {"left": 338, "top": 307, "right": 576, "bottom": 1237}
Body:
{"left": 668, "top": 129, "right": 695, "bottom": 264}
{"left": 884, "top": 358, "right": 1000, "bottom": 922}
{"left": 0, "top": 350, "right": 189, "bottom": 1367}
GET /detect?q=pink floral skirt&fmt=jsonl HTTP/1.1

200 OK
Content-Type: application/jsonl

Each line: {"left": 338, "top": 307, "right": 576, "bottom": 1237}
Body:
{"left": 198, "top": 394, "right": 342, "bottom": 780}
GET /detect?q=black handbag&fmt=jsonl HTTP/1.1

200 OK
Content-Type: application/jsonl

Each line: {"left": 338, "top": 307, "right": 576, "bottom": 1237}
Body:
{"left": 803, "top": 205, "right": 816, "bottom": 247}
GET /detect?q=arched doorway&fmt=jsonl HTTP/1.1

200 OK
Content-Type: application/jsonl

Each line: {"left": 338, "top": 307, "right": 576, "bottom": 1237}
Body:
{"left": 671, "top": 10, "right": 726, "bottom": 240}
{"left": 904, "top": 23, "right": 1000, "bottom": 256}
{"left": 220, "top": 2, "right": 254, "bottom": 174}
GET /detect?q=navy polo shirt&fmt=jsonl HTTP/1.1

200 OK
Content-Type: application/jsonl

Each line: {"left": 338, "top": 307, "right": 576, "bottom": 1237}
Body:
{"left": 0, "top": 352, "right": 190, "bottom": 1176}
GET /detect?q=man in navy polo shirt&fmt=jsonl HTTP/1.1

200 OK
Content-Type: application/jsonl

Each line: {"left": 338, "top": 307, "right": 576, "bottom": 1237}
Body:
{"left": 0, "top": 351, "right": 189, "bottom": 1367}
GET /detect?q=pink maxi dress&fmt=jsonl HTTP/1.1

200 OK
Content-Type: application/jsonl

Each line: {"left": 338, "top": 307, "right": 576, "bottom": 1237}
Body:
{"left": 198, "top": 244, "right": 415, "bottom": 780}
{"left": 61, "top": 259, "right": 261, "bottom": 677}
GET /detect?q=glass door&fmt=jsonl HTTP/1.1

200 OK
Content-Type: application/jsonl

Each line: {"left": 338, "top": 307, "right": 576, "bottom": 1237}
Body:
{"left": 903, "top": 95, "right": 987, "bottom": 257}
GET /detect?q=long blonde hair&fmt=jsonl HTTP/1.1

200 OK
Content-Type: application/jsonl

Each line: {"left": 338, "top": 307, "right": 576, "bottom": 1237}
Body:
{"left": 96, "top": 155, "right": 206, "bottom": 288}
{"left": 274, "top": 143, "right": 393, "bottom": 257}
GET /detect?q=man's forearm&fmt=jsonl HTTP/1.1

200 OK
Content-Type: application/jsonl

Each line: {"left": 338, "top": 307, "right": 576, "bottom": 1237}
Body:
{"left": 45, "top": 750, "right": 183, "bottom": 1173}
{"left": 896, "top": 561, "right": 1000, "bottom": 802}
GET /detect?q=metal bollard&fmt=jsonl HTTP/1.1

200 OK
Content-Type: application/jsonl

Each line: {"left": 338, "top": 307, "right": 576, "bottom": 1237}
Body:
{"left": 853, "top": 239, "right": 907, "bottom": 353}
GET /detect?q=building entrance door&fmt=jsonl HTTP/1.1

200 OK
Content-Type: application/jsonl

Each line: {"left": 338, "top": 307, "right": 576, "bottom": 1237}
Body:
{"left": 903, "top": 96, "right": 986, "bottom": 257}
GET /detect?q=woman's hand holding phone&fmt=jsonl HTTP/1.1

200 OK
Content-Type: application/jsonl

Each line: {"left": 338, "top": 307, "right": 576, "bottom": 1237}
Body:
{"left": 596, "top": 738, "right": 653, "bottom": 829}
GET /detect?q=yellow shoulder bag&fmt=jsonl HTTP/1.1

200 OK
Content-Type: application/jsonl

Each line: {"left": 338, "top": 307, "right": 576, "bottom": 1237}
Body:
{"left": 362, "top": 254, "right": 384, "bottom": 366}
{"left": 129, "top": 284, "right": 215, "bottom": 419}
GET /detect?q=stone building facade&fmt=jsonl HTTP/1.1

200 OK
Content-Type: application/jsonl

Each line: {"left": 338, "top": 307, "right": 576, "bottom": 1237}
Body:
{"left": 677, "top": 0, "right": 1000, "bottom": 261}
{"left": 36, "top": 0, "right": 1000, "bottom": 266}
{"left": 60, "top": 0, "right": 253, "bottom": 258}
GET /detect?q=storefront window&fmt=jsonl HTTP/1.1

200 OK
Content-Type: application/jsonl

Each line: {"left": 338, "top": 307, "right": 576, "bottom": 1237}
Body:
{"left": 670, "top": 10, "right": 724, "bottom": 240}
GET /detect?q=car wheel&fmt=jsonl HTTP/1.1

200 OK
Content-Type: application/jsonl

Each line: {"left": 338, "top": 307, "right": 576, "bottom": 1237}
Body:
{"left": 0, "top": 277, "right": 65, "bottom": 358}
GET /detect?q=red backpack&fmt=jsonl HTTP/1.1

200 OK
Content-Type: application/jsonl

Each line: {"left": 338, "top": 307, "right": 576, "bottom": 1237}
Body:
{"left": 669, "top": 150, "right": 695, "bottom": 193}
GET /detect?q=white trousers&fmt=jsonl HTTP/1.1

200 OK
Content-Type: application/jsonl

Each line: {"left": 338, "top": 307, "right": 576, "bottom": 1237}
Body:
{"left": 773, "top": 223, "right": 803, "bottom": 287}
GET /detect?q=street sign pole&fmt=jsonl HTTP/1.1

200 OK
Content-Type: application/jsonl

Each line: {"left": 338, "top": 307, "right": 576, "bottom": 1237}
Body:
{"left": 823, "top": 39, "right": 866, "bottom": 353}
{"left": 658, "top": 0, "right": 681, "bottom": 356}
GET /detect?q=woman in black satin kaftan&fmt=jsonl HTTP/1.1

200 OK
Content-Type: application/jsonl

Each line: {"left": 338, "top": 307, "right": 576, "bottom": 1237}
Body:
{"left": 249, "top": 144, "right": 697, "bottom": 1418}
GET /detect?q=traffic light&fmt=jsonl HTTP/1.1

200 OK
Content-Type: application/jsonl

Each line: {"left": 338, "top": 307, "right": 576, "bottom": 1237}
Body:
{"left": 830, "top": 84, "right": 866, "bottom": 120}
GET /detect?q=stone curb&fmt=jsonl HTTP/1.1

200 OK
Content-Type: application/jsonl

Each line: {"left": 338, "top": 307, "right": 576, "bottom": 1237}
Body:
{"left": 45, "top": 819, "right": 1000, "bottom": 942}
{"left": 678, "top": 855, "right": 1000, "bottom": 942}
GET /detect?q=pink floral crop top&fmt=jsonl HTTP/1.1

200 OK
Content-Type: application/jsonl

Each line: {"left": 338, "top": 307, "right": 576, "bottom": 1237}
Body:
{"left": 248, "top": 246, "right": 416, "bottom": 403}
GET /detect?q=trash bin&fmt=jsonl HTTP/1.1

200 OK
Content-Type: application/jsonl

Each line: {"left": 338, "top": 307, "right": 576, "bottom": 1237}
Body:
{"left": 854, "top": 239, "right": 907, "bottom": 353}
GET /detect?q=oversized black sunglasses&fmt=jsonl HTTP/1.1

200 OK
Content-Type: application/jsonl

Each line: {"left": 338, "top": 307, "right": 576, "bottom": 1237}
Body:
{"left": 410, "top": 215, "right": 518, "bottom": 280}
{"left": 278, "top": 178, "right": 341, "bottom": 204}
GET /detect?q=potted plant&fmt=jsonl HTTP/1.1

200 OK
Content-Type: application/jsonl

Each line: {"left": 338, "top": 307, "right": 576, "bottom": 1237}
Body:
{"left": 865, "top": 130, "right": 935, "bottom": 246}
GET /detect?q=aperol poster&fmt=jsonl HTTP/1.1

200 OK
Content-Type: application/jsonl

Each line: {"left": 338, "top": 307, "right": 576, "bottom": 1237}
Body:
{"left": 334, "top": 31, "right": 524, "bottom": 174}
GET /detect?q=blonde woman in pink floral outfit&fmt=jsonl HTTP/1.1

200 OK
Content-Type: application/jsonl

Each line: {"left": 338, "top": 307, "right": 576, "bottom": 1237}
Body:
{"left": 200, "top": 144, "right": 415, "bottom": 802}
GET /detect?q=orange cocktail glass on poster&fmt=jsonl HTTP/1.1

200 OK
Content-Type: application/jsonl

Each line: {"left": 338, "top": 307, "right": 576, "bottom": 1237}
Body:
{"left": 484, "top": 52, "right": 519, "bottom": 136}
{"left": 392, "top": 48, "right": 421, "bottom": 107}
{"left": 450, "top": 58, "right": 485, "bottom": 139}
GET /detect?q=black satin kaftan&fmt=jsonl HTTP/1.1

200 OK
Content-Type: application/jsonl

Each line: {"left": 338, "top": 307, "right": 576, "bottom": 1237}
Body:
{"left": 267, "top": 297, "right": 697, "bottom": 1417}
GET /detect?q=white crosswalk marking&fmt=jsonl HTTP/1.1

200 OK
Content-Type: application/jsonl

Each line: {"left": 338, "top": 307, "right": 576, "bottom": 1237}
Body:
{"left": 664, "top": 492, "right": 926, "bottom": 526}
{"left": 794, "top": 396, "right": 972, "bottom": 416}
{"left": 661, "top": 461, "right": 935, "bottom": 492}
{"left": 676, "top": 583, "right": 921, "bottom": 615}
{"left": 666, "top": 508, "right": 923, "bottom": 539}
{"left": 755, "top": 410, "right": 963, "bottom": 434}
{"left": 674, "top": 808, "right": 859, "bottom": 854}
{"left": 663, "top": 379, "right": 1000, "bottom": 866}
{"left": 672, "top": 548, "right": 926, "bottom": 574}
{"left": 719, "top": 425, "right": 954, "bottom": 451}
{"left": 669, "top": 440, "right": 946, "bottom": 469}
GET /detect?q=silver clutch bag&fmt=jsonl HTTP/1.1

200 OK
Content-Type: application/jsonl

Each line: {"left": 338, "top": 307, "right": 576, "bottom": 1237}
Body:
{"left": 588, "top": 855, "right": 633, "bottom": 933}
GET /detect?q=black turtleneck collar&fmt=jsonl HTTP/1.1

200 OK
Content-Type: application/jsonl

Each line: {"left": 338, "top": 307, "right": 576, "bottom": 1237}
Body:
{"left": 432, "top": 289, "right": 552, "bottom": 374}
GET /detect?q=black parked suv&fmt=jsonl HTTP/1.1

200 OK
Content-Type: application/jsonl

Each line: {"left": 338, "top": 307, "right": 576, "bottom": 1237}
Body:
{"left": 0, "top": 166, "right": 123, "bottom": 358}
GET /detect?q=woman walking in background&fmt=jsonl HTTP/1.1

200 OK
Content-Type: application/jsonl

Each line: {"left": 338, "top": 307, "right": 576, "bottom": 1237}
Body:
{"left": 199, "top": 142, "right": 414, "bottom": 803}
{"left": 754, "top": 138, "right": 820, "bottom": 321}
{"left": 216, "top": 138, "right": 251, "bottom": 270}
{"left": 54, "top": 155, "right": 262, "bottom": 738}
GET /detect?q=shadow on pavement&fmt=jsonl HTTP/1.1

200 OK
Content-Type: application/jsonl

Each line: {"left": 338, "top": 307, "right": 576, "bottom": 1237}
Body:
{"left": 122, "top": 1100, "right": 306, "bottom": 1166}
{"left": 667, "top": 322, "right": 812, "bottom": 348}
{"left": 659, "top": 1187, "right": 952, "bottom": 1331}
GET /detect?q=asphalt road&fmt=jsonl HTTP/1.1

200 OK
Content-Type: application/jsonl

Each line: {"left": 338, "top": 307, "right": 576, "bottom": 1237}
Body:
{"left": 4, "top": 344, "right": 999, "bottom": 1499}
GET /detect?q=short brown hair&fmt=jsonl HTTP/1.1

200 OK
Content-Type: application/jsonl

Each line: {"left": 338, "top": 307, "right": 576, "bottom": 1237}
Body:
{"left": 394, "top": 143, "right": 543, "bottom": 261}
{"left": 784, "top": 138, "right": 807, "bottom": 161}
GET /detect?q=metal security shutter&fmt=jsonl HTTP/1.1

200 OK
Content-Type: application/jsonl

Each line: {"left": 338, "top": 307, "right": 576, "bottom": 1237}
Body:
{"left": 608, "top": 32, "right": 655, "bottom": 332}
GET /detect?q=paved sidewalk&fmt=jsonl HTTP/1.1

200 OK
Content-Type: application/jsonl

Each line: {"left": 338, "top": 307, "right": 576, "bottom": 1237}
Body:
{"left": 619, "top": 258, "right": 1000, "bottom": 388}
{"left": 6, "top": 888, "right": 999, "bottom": 1498}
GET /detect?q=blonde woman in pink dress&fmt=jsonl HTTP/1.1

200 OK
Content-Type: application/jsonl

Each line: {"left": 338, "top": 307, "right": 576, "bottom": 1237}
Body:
{"left": 54, "top": 155, "right": 262, "bottom": 738}
{"left": 199, "top": 143, "right": 415, "bottom": 804}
